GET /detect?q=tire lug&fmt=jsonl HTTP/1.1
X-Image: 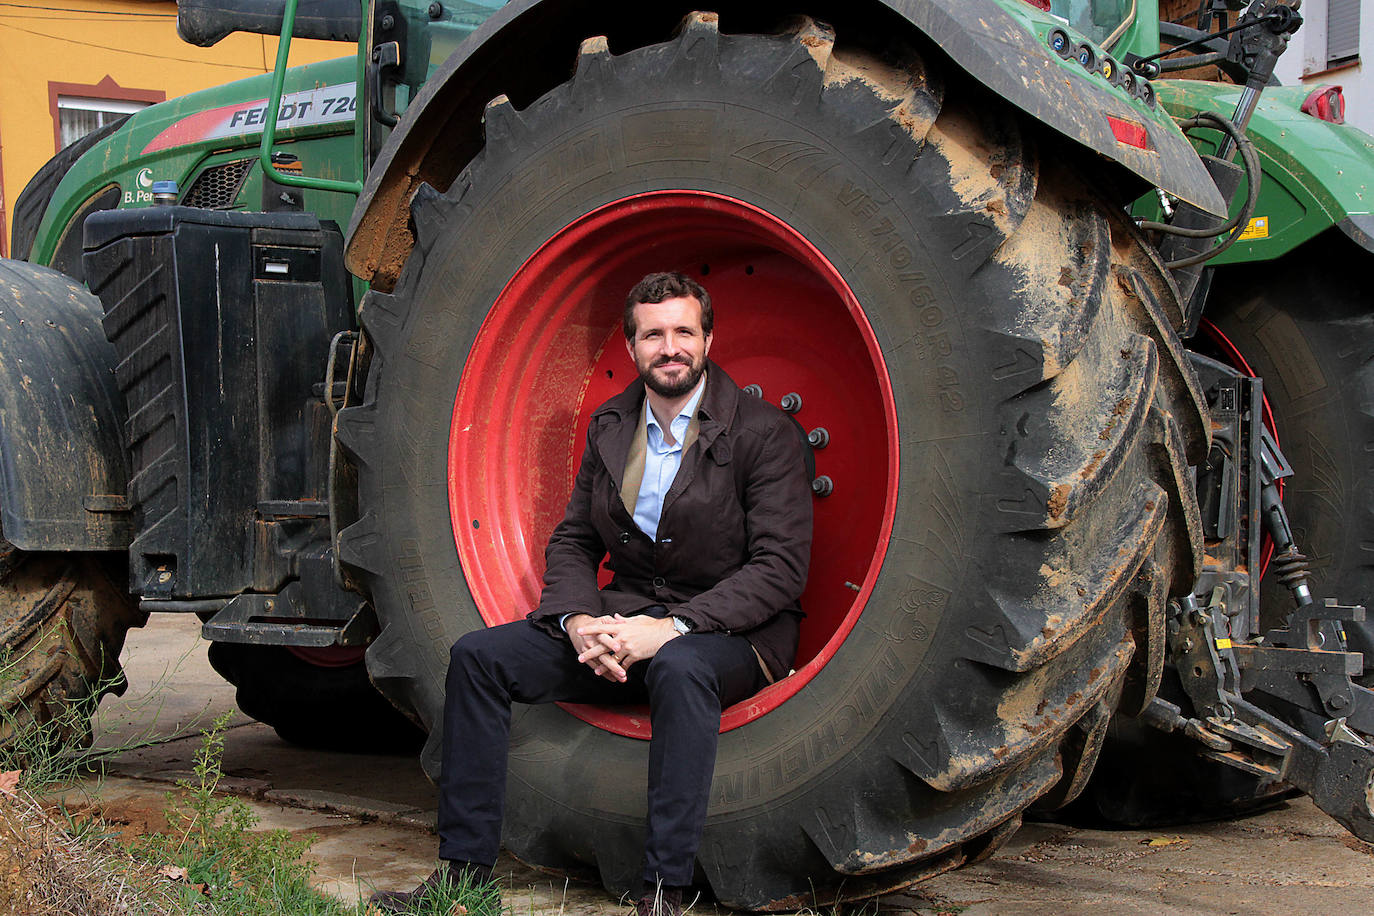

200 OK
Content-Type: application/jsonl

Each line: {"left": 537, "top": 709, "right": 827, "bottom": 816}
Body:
{"left": 807, "top": 427, "right": 830, "bottom": 449}
{"left": 743, "top": 384, "right": 763, "bottom": 398}
{"left": 780, "top": 392, "right": 802, "bottom": 413}
{"left": 812, "top": 475, "right": 834, "bottom": 497}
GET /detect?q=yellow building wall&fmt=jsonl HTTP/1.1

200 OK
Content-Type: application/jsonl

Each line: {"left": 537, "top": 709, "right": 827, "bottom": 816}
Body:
{"left": 0, "top": 0, "right": 349, "bottom": 255}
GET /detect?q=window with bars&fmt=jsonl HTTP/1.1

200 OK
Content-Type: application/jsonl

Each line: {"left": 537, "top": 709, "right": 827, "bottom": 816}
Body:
{"left": 57, "top": 96, "right": 149, "bottom": 149}
{"left": 1328, "top": 0, "right": 1361, "bottom": 66}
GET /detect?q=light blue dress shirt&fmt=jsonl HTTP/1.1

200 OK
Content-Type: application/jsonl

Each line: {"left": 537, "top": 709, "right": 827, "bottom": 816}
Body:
{"left": 633, "top": 376, "right": 707, "bottom": 542}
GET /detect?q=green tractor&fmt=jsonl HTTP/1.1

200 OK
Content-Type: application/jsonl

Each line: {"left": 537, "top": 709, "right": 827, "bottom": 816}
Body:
{"left": 3, "top": 0, "right": 1373, "bottom": 907}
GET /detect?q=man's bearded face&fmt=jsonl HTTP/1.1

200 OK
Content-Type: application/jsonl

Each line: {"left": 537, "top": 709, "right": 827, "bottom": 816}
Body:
{"left": 626, "top": 296, "right": 712, "bottom": 399}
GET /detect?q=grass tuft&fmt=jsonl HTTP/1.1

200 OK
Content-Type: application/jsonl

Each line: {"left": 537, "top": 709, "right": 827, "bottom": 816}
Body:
{"left": 129, "top": 711, "right": 353, "bottom": 916}
{"left": 365, "top": 868, "right": 506, "bottom": 915}
{"left": 1, "top": 663, "right": 884, "bottom": 916}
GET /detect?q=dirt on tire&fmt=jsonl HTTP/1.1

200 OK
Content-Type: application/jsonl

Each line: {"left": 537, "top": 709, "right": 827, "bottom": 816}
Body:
{"left": 336, "top": 10, "right": 1208, "bottom": 909}
{"left": 0, "top": 535, "right": 145, "bottom": 758}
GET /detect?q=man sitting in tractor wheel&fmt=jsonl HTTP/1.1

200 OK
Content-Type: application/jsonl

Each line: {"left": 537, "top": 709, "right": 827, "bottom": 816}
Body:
{"left": 369, "top": 271, "right": 814, "bottom": 916}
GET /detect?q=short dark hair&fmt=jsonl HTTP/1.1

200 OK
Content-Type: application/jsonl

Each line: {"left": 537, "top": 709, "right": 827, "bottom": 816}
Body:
{"left": 623, "top": 271, "right": 713, "bottom": 340}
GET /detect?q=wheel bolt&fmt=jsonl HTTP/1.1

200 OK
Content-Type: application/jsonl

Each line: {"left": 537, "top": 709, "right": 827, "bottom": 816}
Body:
{"left": 807, "top": 427, "right": 830, "bottom": 449}
{"left": 743, "top": 384, "right": 763, "bottom": 398}
{"left": 812, "top": 475, "right": 834, "bottom": 497}
{"left": 780, "top": 392, "right": 802, "bottom": 413}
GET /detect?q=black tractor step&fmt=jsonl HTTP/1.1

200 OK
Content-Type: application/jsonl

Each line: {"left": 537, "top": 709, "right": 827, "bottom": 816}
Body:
{"left": 201, "top": 582, "right": 376, "bottom": 647}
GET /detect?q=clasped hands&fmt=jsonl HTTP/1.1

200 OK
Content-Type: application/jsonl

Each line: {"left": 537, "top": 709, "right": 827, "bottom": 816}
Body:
{"left": 566, "top": 612, "right": 681, "bottom": 683}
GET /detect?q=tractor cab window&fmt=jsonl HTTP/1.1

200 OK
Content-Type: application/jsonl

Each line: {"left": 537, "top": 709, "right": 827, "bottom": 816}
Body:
{"left": 374, "top": 0, "right": 504, "bottom": 121}
{"left": 1050, "top": 0, "right": 1133, "bottom": 46}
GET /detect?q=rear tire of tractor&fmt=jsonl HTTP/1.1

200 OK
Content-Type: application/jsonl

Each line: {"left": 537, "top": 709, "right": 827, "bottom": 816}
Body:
{"left": 1068, "top": 233, "right": 1373, "bottom": 827}
{"left": 206, "top": 642, "right": 425, "bottom": 752}
{"left": 0, "top": 535, "right": 145, "bottom": 760}
{"left": 1205, "top": 236, "right": 1374, "bottom": 678}
{"left": 338, "top": 14, "right": 1207, "bottom": 908}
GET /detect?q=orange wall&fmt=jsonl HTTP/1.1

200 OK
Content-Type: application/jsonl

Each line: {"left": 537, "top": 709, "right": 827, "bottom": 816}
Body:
{"left": 0, "top": 0, "right": 347, "bottom": 255}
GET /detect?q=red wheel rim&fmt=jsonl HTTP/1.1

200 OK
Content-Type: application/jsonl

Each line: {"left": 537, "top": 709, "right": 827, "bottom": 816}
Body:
{"left": 449, "top": 191, "right": 899, "bottom": 738}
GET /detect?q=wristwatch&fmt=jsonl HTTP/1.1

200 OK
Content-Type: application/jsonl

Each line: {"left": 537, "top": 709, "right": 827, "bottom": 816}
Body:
{"left": 671, "top": 616, "right": 694, "bottom": 635}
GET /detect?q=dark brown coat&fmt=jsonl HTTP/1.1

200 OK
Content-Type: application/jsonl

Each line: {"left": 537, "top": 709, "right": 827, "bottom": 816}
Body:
{"left": 528, "top": 362, "right": 813, "bottom": 680}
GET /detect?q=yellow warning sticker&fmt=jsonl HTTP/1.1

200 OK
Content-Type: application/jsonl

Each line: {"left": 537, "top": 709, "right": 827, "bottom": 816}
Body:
{"left": 1215, "top": 637, "right": 1233, "bottom": 649}
{"left": 1239, "top": 216, "right": 1269, "bottom": 240}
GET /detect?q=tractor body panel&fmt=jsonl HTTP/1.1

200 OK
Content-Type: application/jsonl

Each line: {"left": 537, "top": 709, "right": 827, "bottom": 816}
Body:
{"left": 1155, "top": 78, "right": 1374, "bottom": 263}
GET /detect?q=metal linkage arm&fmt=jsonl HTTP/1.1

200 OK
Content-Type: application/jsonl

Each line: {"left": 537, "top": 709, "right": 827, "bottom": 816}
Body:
{"left": 1157, "top": 590, "right": 1374, "bottom": 843}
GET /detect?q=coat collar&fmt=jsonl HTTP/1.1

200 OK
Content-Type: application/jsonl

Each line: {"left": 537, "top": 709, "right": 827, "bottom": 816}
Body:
{"left": 592, "top": 359, "right": 738, "bottom": 490}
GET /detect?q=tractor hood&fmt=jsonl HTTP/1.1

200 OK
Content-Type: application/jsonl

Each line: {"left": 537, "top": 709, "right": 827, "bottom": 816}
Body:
{"left": 26, "top": 56, "right": 359, "bottom": 269}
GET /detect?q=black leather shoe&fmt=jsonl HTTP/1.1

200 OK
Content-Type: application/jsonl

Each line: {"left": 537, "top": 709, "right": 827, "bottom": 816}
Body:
{"left": 634, "top": 886, "right": 686, "bottom": 916}
{"left": 368, "top": 861, "right": 494, "bottom": 913}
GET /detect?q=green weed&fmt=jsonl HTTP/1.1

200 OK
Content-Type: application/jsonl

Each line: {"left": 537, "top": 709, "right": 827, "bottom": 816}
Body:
{"left": 130, "top": 711, "right": 351, "bottom": 916}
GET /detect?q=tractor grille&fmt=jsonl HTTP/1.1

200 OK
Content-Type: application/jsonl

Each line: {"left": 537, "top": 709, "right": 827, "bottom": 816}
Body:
{"left": 182, "top": 158, "right": 254, "bottom": 209}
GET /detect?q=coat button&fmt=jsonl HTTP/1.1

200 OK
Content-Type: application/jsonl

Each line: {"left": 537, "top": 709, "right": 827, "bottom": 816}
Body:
{"left": 618, "top": 531, "right": 631, "bottom": 544}
{"left": 652, "top": 576, "right": 666, "bottom": 589}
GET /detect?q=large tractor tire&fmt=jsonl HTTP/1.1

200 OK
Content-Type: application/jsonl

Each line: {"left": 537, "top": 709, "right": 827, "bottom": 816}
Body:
{"left": 206, "top": 641, "right": 425, "bottom": 752}
{"left": 0, "top": 533, "right": 145, "bottom": 758}
{"left": 337, "top": 13, "right": 1207, "bottom": 908}
{"left": 10, "top": 115, "right": 127, "bottom": 269}
{"left": 1203, "top": 233, "right": 1374, "bottom": 674}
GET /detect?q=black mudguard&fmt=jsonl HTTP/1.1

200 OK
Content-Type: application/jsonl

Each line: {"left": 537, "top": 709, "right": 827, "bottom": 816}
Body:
{"left": 0, "top": 259, "right": 131, "bottom": 551}
{"left": 346, "top": 0, "right": 1225, "bottom": 283}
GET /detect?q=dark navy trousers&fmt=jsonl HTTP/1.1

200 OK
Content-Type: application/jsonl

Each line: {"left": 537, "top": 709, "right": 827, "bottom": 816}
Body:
{"left": 437, "top": 615, "right": 767, "bottom": 887}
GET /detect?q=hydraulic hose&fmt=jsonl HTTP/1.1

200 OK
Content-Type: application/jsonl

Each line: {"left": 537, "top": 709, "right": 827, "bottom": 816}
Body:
{"left": 1139, "top": 111, "right": 1261, "bottom": 269}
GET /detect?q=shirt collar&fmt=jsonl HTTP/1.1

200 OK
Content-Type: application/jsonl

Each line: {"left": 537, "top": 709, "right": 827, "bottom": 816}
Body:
{"left": 644, "top": 371, "right": 707, "bottom": 437}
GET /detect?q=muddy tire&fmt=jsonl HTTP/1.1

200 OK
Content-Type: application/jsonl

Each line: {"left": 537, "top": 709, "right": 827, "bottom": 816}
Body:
{"left": 0, "top": 534, "right": 145, "bottom": 757}
{"left": 11, "top": 115, "right": 127, "bottom": 268}
{"left": 206, "top": 641, "right": 425, "bottom": 752}
{"left": 337, "top": 14, "right": 1206, "bottom": 908}
{"left": 1204, "top": 236, "right": 1374, "bottom": 676}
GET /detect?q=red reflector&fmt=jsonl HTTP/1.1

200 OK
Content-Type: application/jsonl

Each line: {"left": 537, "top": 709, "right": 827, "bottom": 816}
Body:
{"left": 1301, "top": 86, "right": 1346, "bottom": 124}
{"left": 1022, "top": 0, "right": 1052, "bottom": 9}
{"left": 1107, "top": 115, "right": 1151, "bottom": 149}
